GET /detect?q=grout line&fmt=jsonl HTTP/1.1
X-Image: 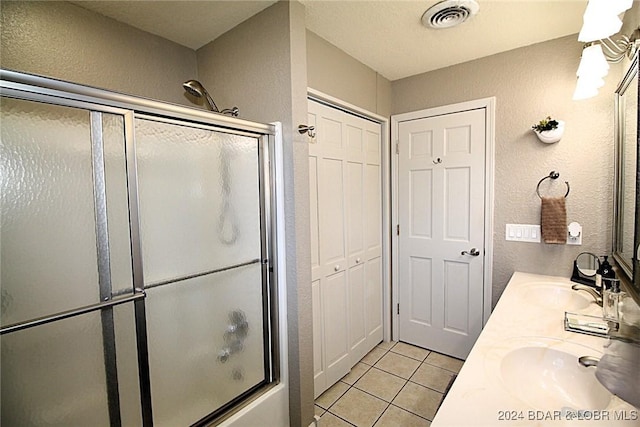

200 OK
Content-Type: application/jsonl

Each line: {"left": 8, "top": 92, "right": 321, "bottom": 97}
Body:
{"left": 391, "top": 381, "right": 442, "bottom": 421}
{"left": 351, "top": 382, "right": 399, "bottom": 404}
{"left": 371, "top": 401, "right": 392, "bottom": 427}
{"left": 388, "top": 349, "right": 430, "bottom": 362}
{"left": 325, "top": 410, "right": 357, "bottom": 426}
{"left": 316, "top": 344, "right": 458, "bottom": 426}
{"left": 363, "top": 365, "right": 413, "bottom": 383}
{"left": 316, "top": 382, "right": 351, "bottom": 411}
{"left": 371, "top": 357, "right": 420, "bottom": 381}
{"left": 421, "top": 358, "right": 462, "bottom": 374}
{"left": 407, "top": 378, "right": 448, "bottom": 395}
{"left": 389, "top": 403, "right": 432, "bottom": 422}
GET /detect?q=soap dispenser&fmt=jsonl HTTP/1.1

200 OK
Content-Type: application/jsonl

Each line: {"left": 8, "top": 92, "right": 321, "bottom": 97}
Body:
{"left": 596, "top": 256, "right": 615, "bottom": 289}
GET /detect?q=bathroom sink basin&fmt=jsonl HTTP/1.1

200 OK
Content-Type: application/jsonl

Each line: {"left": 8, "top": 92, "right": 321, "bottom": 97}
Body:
{"left": 498, "top": 340, "right": 611, "bottom": 411}
{"left": 516, "top": 282, "right": 591, "bottom": 310}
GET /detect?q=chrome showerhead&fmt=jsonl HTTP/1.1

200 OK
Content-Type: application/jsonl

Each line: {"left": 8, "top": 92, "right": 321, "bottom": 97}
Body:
{"left": 182, "top": 79, "right": 219, "bottom": 113}
{"left": 182, "top": 79, "right": 205, "bottom": 98}
{"left": 182, "top": 79, "right": 239, "bottom": 117}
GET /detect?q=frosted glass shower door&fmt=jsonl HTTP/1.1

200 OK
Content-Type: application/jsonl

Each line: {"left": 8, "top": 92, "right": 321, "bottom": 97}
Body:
{"left": 1, "top": 98, "right": 143, "bottom": 426}
{"left": 135, "top": 117, "right": 269, "bottom": 426}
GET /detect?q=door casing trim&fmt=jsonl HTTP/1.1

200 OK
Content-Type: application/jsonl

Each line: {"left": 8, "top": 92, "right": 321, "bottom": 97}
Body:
{"left": 390, "top": 97, "right": 496, "bottom": 341}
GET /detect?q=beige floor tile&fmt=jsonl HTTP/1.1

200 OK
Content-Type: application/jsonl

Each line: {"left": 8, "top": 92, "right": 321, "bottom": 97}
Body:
{"left": 410, "top": 363, "right": 455, "bottom": 393}
{"left": 316, "top": 381, "right": 350, "bottom": 409}
{"left": 424, "top": 352, "right": 464, "bottom": 373}
{"left": 319, "top": 411, "right": 355, "bottom": 427}
{"left": 376, "top": 340, "right": 396, "bottom": 351}
{"left": 316, "top": 404, "right": 327, "bottom": 418}
{"left": 341, "top": 362, "right": 371, "bottom": 385}
{"left": 374, "top": 405, "right": 431, "bottom": 427}
{"left": 353, "top": 367, "right": 406, "bottom": 402}
{"left": 374, "top": 352, "right": 421, "bottom": 379}
{"left": 361, "top": 346, "right": 387, "bottom": 365}
{"left": 330, "top": 388, "right": 388, "bottom": 427}
{"left": 391, "top": 342, "right": 430, "bottom": 361}
{"left": 392, "top": 382, "right": 443, "bottom": 421}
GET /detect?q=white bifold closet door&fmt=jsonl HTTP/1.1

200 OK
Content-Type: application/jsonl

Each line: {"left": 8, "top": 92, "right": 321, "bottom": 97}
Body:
{"left": 308, "top": 99, "right": 383, "bottom": 398}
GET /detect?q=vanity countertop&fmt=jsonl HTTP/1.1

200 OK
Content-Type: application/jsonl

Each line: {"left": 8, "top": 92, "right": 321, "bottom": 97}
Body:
{"left": 432, "top": 272, "right": 639, "bottom": 427}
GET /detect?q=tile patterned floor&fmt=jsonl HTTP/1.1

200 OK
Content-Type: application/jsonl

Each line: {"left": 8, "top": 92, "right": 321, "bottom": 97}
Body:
{"left": 314, "top": 341, "right": 464, "bottom": 427}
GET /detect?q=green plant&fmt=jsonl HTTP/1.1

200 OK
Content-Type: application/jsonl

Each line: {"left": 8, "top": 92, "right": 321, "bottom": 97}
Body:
{"left": 532, "top": 116, "right": 559, "bottom": 132}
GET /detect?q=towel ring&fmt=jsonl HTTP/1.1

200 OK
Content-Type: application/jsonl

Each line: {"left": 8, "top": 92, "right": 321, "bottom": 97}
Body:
{"left": 536, "top": 171, "right": 570, "bottom": 199}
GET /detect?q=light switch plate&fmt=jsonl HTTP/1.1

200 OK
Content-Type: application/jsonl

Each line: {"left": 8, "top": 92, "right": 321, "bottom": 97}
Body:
{"left": 506, "top": 224, "right": 541, "bottom": 243}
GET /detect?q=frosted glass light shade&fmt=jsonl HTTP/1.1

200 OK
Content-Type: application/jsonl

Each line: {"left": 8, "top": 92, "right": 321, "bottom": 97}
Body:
{"left": 578, "top": 0, "right": 628, "bottom": 42}
{"left": 611, "top": 0, "right": 633, "bottom": 15}
{"left": 576, "top": 44, "right": 609, "bottom": 78}
{"left": 573, "top": 77, "right": 600, "bottom": 100}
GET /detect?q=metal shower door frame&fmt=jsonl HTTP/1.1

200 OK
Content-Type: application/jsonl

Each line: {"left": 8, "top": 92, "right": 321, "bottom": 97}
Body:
{"left": 0, "top": 69, "right": 280, "bottom": 426}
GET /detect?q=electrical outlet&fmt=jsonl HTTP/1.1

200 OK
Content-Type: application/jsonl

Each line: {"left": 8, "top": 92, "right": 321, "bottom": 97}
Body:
{"left": 567, "top": 222, "right": 582, "bottom": 245}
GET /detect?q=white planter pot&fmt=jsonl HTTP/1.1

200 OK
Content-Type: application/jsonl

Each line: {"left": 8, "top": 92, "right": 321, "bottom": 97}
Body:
{"left": 534, "top": 120, "right": 564, "bottom": 144}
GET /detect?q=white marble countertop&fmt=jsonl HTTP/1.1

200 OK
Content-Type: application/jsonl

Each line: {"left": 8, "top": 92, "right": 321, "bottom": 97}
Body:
{"left": 432, "top": 272, "right": 640, "bottom": 427}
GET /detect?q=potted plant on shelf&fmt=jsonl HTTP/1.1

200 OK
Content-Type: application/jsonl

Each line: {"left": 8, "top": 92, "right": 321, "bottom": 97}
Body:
{"left": 532, "top": 116, "right": 564, "bottom": 143}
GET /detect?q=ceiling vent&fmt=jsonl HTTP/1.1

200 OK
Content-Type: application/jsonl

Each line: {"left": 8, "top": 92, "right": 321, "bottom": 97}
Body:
{"left": 422, "top": 0, "right": 479, "bottom": 29}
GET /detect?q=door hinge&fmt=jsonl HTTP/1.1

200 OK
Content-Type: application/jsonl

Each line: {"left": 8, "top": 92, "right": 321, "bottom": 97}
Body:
{"left": 396, "top": 224, "right": 400, "bottom": 236}
{"left": 395, "top": 141, "right": 400, "bottom": 154}
{"left": 397, "top": 303, "right": 400, "bottom": 315}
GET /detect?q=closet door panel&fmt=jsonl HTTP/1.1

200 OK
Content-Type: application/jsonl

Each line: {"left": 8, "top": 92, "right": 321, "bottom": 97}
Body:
{"left": 318, "top": 156, "right": 346, "bottom": 276}
{"left": 347, "top": 160, "right": 365, "bottom": 262}
{"left": 323, "top": 271, "right": 351, "bottom": 386}
{"left": 348, "top": 263, "right": 367, "bottom": 365}
{"left": 365, "top": 161, "right": 382, "bottom": 260}
{"left": 365, "top": 256, "right": 384, "bottom": 347}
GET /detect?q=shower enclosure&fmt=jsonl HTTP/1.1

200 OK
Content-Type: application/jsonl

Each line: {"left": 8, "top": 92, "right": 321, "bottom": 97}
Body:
{"left": 0, "top": 70, "right": 280, "bottom": 426}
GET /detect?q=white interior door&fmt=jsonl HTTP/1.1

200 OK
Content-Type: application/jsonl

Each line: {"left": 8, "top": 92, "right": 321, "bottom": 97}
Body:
{"left": 397, "top": 108, "right": 486, "bottom": 359}
{"left": 309, "top": 98, "right": 383, "bottom": 397}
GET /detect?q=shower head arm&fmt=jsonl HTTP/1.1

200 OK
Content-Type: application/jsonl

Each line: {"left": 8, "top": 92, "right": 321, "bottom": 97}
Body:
{"left": 201, "top": 89, "right": 220, "bottom": 113}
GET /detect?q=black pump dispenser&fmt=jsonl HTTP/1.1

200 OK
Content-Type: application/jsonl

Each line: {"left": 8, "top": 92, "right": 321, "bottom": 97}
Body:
{"left": 596, "top": 256, "right": 615, "bottom": 289}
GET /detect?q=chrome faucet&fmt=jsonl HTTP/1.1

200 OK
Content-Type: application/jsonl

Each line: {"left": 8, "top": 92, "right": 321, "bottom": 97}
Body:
{"left": 571, "top": 284, "right": 602, "bottom": 307}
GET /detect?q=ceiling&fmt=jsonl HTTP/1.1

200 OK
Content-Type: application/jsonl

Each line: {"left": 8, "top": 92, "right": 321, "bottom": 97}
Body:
{"left": 73, "top": 0, "right": 589, "bottom": 81}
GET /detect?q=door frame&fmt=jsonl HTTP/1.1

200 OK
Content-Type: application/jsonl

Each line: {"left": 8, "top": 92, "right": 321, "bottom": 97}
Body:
{"left": 391, "top": 97, "right": 496, "bottom": 341}
{"left": 307, "top": 88, "right": 393, "bottom": 343}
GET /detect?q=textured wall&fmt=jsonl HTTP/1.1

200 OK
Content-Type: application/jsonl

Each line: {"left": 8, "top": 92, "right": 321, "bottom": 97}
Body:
{"left": 0, "top": 1, "right": 197, "bottom": 106}
{"left": 392, "top": 35, "right": 620, "bottom": 306}
{"left": 197, "top": 3, "right": 314, "bottom": 426}
{"left": 307, "top": 30, "right": 391, "bottom": 117}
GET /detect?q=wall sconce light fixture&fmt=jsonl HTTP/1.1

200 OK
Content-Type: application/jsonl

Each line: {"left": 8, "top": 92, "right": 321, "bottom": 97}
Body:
{"left": 573, "top": 0, "right": 638, "bottom": 100}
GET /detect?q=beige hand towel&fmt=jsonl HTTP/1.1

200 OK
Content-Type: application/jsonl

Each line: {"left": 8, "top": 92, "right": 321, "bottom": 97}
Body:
{"left": 541, "top": 196, "right": 567, "bottom": 244}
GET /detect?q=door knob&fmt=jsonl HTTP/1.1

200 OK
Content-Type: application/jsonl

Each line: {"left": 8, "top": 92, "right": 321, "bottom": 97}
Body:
{"left": 462, "top": 248, "right": 480, "bottom": 256}
{"left": 334, "top": 265, "right": 340, "bottom": 271}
